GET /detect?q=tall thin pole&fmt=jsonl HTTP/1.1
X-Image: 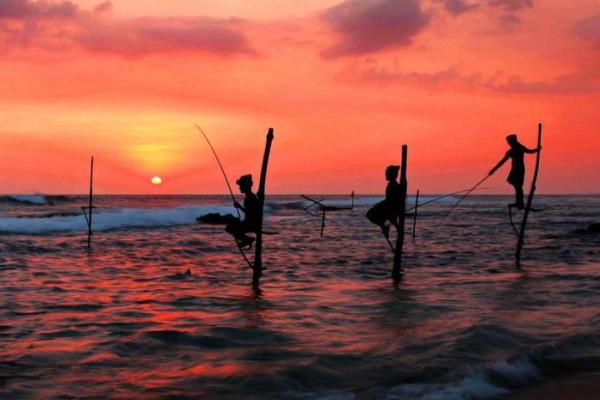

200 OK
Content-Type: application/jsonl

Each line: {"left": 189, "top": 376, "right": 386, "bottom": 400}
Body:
{"left": 393, "top": 145, "right": 408, "bottom": 281}
{"left": 253, "top": 128, "right": 274, "bottom": 288}
{"left": 320, "top": 209, "right": 326, "bottom": 237}
{"left": 87, "top": 156, "right": 94, "bottom": 250}
{"left": 351, "top": 191, "right": 355, "bottom": 210}
{"left": 516, "top": 123, "right": 543, "bottom": 269}
{"left": 412, "top": 189, "right": 420, "bottom": 238}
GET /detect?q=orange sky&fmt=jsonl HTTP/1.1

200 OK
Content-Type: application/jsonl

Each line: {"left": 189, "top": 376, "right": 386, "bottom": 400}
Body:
{"left": 0, "top": 0, "right": 598, "bottom": 194}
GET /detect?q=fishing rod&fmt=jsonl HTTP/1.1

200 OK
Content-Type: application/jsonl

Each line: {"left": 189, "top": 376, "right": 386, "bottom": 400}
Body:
{"left": 195, "top": 125, "right": 254, "bottom": 270}
{"left": 446, "top": 174, "right": 492, "bottom": 217}
{"left": 195, "top": 124, "right": 241, "bottom": 220}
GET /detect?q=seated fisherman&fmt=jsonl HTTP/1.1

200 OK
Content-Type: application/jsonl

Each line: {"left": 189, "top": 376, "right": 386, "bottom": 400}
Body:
{"left": 366, "top": 165, "right": 402, "bottom": 238}
{"left": 226, "top": 174, "right": 260, "bottom": 249}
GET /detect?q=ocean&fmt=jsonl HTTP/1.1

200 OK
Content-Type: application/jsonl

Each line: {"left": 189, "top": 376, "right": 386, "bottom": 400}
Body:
{"left": 1, "top": 194, "right": 599, "bottom": 399}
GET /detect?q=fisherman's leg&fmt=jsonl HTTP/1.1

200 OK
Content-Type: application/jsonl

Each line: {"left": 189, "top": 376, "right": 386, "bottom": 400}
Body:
{"left": 236, "top": 221, "right": 256, "bottom": 249}
{"left": 366, "top": 202, "right": 389, "bottom": 235}
{"left": 225, "top": 219, "right": 244, "bottom": 240}
{"left": 509, "top": 184, "right": 524, "bottom": 209}
{"left": 515, "top": 186, "right": 524, "bottom": 208}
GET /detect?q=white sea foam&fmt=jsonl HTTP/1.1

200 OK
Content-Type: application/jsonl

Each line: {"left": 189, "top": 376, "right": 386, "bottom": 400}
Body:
{"left": 385, "top": 358, "right": 539, "bottom": 400}
{"left": 0, "top": 205, "right": 236, "bottom": 234}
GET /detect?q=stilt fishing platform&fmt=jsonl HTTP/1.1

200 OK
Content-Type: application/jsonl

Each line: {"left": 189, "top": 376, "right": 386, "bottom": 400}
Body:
{"left": 196, "top": 125, "right": 274, "bottom": 289}
{"left": 515, "top": 123, "right": 543, "bottom": 269}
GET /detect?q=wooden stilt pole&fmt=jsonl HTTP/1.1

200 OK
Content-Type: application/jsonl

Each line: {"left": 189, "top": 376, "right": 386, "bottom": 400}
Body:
{"left": 253, "top": 128, "right": 274, "bottom": 288}
{"left": 351, "top": 191, "right": 355, "bottom": 210}
{"left": 393, "top": 145, "right": 408, "bottom": 281}
{"left": 85, "top": 156, "right": 94, "bottom": 250}
{"left": 320, "top": 209, "right": 326, "bottom": 237}
{"left": 412, "top": 190, "right": 420, "bottom": 238}
{"left": 516, "top": 123, "right": 542, "bottom": 269}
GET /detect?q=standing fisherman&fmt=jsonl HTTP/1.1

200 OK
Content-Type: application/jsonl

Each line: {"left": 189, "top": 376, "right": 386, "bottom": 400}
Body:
{"left": 226, "top": 174, "right": 260, "bottom": 249}
{"left": 489, "top": 134, "right": 541, "bottom": 209}
{"left": 367, "top": 165, "right": 402, "bottom": 238}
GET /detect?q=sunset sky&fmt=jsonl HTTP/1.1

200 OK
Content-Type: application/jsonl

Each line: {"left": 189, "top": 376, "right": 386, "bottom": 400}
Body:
{"left": 0, "top": 0, "right": 598, "bottom": 194}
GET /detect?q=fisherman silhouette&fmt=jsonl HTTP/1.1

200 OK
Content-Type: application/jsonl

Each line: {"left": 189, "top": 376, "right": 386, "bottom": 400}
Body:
{"left": 225, "top": 174, "right": 260, "bottom": 249}
{"left": 489, "top": 134, "right": 541, "bottom": 209}
{"left": 366, "top": 165, "right": 402, "bottom": 238}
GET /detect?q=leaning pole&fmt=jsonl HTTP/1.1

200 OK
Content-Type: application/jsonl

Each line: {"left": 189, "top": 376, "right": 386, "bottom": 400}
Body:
{"left": 253, "top": 128, "right": 274, "bottom": 288}
{"left": 393, "top": 145, "right": 408, "bottom": 282}
{"left": 516, "top": 123, "right": 543, "bottom": 269}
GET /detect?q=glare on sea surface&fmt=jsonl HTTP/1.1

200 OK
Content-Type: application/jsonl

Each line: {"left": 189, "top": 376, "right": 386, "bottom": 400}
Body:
{"left": 151, "top": 176, "right": 163, "bottom": 185}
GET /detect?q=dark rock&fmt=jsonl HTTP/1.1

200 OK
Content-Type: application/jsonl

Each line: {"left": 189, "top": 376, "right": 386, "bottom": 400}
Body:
{"left": 196, "top": 213, "right": 238, "bottom": 225}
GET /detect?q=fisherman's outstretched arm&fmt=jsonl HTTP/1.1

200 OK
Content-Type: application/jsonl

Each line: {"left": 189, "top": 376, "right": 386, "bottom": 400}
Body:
{"left": 489, "top": 152, "right": 510, "bottom": 175}
{"left": 524, "top": 146, "right": 541, "bottom": 154}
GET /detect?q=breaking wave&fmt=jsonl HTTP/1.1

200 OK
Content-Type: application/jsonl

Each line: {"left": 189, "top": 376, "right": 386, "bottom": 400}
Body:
{"left": 1, "top": 195, "right": 51, "bottom": 205}
{"left": 0, "top": 204, "right": 236, "bottom": 234}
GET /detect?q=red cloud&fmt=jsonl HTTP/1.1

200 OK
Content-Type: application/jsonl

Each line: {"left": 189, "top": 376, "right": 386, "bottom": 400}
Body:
{"left": 322, "top": 0, "right": 430, "bottom": 58}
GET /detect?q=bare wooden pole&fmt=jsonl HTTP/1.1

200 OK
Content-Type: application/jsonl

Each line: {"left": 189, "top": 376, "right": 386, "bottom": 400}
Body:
{"left": 253, "top": 128, "right": 274, "bottom": 288}
{"left": 320, "top": 209, "right": 326, "bottom": 237}
{"left": 85, "top": 156, "right": 94, "bottom": 250}
{"left": 393, "top": 145, "right": 408, "bottom": 281}
{"left": 351, "top": 191, "right": 355, "bottom": 210}
{"left": 412, "top": 189, "right": 420, "bottom": 238}
{"left": 516, "top": 123, "right": 543, "bottom": 269}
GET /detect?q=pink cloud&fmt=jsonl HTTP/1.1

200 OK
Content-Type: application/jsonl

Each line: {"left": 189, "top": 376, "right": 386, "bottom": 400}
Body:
{"left": 340, "top": 60, "right": 600, "bottom": 95}
{"left": 0, "top": 0, "right": 254, "bottom": 57}
{"left": 0, "top": 0, "right": 77, "bottom": 19}
{"left": 487, "top": 0, "right": 533, "bottom": 12}
{"left": 321, "top": 0, "right": 430, "bottom": 58}
{"left": 76, "top": 17, "right": 254, "bottom": 57}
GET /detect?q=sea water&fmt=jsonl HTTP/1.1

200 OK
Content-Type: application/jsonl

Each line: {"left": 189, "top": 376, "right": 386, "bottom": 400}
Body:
{"left": 1, "top": 194, "right": 599, "bottom": 399}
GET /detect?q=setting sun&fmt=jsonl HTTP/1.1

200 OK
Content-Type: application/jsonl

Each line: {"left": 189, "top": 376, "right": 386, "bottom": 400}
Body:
{"left": 151, "top": 176, "right": 163, "bottom": 185}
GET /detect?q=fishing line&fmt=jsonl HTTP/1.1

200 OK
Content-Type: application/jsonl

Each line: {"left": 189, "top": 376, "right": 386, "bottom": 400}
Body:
{"left": 445, "top": 174, "right": 492, "bottom": 217}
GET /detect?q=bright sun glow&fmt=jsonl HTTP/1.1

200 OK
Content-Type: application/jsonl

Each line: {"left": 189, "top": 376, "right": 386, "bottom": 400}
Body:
{"left": 151, "top": 176, "right": 163, "bottom": 185}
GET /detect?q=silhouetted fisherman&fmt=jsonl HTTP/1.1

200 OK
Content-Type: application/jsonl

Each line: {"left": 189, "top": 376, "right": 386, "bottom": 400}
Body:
{"left": 226, "top": 174, "right": 259, "bottom": 249}
{"left": 367, "top": 165, "right": 402, "bottom": 238}
{"left": 489, "top": 134, "right": 541, "bottom": 209}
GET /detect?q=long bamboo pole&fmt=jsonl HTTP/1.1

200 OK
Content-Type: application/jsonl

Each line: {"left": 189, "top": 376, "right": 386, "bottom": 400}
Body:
{"left": 516, "top": 123, "right": 543, "bottom": 269}
{"left": 253, "top": 128, "right": 274, "bottom": 288}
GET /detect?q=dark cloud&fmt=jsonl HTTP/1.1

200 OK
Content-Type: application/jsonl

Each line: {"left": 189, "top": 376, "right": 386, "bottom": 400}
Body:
{"left": 443, "top": 0, "right": 478, "bottom": 16}
{"left": 573, "top": 14, "right": 600, "bottom": 49}
{"left": 322, "top": 0, "right": 430, "bottom": 58}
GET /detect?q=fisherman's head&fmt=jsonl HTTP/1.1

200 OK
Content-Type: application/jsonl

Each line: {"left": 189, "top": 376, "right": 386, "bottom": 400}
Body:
{"left": 385, "top": 165, "right": 400, "bottom": 181}
{"left": 236, "top": 174, "right": 253, "bottom": 193}
{"left": 506, "top": 134, "right": 518, "bottom": 147}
